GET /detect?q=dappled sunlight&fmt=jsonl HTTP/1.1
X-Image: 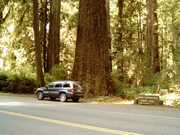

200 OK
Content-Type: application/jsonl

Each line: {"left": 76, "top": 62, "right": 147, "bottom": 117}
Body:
{"left": 162, "top": 94, "right": 180, "bottom": 106}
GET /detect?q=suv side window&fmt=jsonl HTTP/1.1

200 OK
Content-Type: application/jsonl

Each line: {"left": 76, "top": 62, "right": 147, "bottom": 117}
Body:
{"left": 63, "top": 83, "right": 70, "bottom": 87}
{"left": 55, "top": 83, "right": 62, "bottom": 88}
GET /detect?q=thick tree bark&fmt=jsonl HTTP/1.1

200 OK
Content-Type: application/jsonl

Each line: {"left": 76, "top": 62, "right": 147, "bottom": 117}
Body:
{"left": 72, "top": 0, "right": 114, "bottom": 97}
{"left": 146, "top": 0, "right": 160, "bottom": 73}
{"left": 47, "top": 0, "right": 60, "bottom": 72}
{"left": 33, "top": 0, "right": 45, "bottom": 86}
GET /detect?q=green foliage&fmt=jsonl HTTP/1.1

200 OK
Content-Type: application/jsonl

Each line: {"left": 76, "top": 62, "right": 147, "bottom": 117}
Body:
{"left": 141, "top": 71, "right": 160, "bottom": 86}
{"left": 122, "top": 88, "right": 137, "bottom": 100}
{"left": 0, "top": 70, "right": 37, "bottom": 94}
{"left": 173, "top": 98, "right": 180, "bottom": 107}
{"left": 44, "top": 64, "right": 70, "bottom": 84}
{"left": 112, "top": 69, "right": 158, "bottom": 99}
{"left": 112, "top": 71, "right": 157, "bottom": 99}
{"left": 0, "top": 71, "right": 8, "bottom": 92}
{"left": 160, "top": 94, "right": 180, "bottom": 106}
{"left": 115, "top": 85, "right": 157, "bottom": 100}
{"left": 133, "top": 85, "right": 157, "bottom": 95}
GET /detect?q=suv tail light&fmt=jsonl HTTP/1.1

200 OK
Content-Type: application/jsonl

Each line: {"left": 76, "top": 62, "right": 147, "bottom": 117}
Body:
{"left": 70, "top": 88, "right": 74, "bottom": 92}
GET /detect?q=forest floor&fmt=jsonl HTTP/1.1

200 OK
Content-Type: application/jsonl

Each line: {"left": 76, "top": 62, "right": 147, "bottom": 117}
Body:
{"left": 82, "top": 96, "right": 133, "bottom": 105}
{"left": 82, "top": 95, "right": 180, "bottom": 108}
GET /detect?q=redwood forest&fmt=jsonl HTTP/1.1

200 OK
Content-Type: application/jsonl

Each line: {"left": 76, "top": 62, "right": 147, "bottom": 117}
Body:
{"left": 0, "top": 0, "right": 180, "bottom": 104}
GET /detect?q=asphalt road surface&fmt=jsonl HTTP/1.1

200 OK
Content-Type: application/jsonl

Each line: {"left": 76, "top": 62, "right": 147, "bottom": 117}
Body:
{"left": 0, "top": 95, "right": 180, "bottom": 135}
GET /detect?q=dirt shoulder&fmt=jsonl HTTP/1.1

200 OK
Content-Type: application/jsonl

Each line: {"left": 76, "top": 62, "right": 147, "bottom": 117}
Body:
{"left": 1, "top": 92, "right": 179, "bottom": 108}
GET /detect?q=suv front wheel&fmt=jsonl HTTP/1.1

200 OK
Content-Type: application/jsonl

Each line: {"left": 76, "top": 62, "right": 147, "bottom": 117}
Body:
{"left": 37, "top": 92, "right": 44, "bottom": 100}
{"left": 59, "top": 93, "right": 67, "bottom": 102}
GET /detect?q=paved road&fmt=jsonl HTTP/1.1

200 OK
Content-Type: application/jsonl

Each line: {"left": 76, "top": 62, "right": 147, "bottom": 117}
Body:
{"left": 0, "top": 96, "right": 180, "bottom": 135}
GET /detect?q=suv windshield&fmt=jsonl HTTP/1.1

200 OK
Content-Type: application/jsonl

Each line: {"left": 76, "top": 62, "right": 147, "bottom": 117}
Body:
{"left": 48, "top": 83, "right": 54, "bottom": 88}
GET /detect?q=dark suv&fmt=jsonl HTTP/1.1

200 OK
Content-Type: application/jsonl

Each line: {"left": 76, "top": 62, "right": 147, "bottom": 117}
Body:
{"left": 36, "top": 80, "right": 84, "bottom": 102}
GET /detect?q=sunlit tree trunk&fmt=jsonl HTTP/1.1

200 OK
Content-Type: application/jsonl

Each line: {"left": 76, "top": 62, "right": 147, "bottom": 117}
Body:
{"left": 72, "top": 0, "right": 114, "bottom": 97}
{"left": 33, "top": 0, "right": 45, "bottom": 86}
{"left": 47, "top": 0, "right": 60, "bottom": 72}
{"left": 0, "top": 0, "right": 9, "bottom": 24}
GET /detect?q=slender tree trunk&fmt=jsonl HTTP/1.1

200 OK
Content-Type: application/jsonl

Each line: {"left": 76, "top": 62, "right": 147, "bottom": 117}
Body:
{"left": 39, "top": 0, "right": 48, "bottom": 73}
{"left": 146, "top": 0, "right": 152, "bottom": 70}
{"left": 146, "top": 0, "right": 160, "bottom": 73}
{"left": 0, "top": 12, "right": 2, "bottom": 25}
{"left": 152, "top": 0, "right": 160, "bottom": 72}
{"left": 106, "top": 0, "right": 112, "bottom": 72}
{"left": 33, "top": 0, "right": 45, "bottom": 86}
{"left": 137, "top": 0, "right": 145, "bottom": 85}
{"left": 72, "top": 0, "right": 114, "bottom": 97}
{"left": 117, "top": 0, "right": 124, "bottom": 82}
{"left": 47, "top": 0, "right": 60, "bottom": 72}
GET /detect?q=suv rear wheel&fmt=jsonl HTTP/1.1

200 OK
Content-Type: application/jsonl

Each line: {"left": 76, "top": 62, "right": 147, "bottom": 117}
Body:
{"left": 59, "top": 93, "right": 67, "bottom": 102}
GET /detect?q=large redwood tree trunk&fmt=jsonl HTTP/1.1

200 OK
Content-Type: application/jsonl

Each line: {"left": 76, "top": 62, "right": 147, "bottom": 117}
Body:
{"left": 72, "top": 0, "right": 114, "bottom": 97}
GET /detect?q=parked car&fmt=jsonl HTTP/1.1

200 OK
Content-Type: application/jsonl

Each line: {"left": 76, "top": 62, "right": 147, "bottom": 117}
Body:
{"left": 36, "top": 80, "right": 84, "bottom": 102}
